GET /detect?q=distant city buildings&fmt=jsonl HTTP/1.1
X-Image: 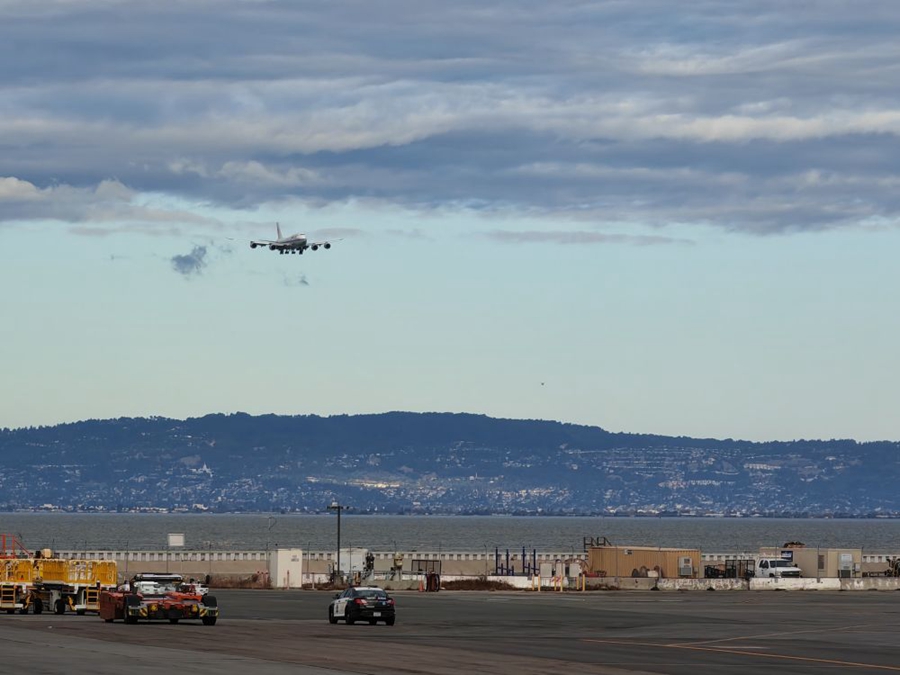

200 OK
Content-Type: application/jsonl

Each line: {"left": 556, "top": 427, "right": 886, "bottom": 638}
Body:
{"left": 1, "top": 413, "right": 897, "bottom": 516}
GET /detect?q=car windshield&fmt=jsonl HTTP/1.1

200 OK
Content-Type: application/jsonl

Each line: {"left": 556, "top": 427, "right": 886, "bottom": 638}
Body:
{"left": 135, "top": 580, "right": 179, "bottom": 594}
{"left": 356, "top": 590, "right": 387, "bottom": 599}
{"left": 771, "top": 560, "right": 794, "bottom": 567}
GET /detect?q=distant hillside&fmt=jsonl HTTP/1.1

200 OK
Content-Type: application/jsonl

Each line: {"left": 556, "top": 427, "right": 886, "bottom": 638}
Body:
{"left": 1, "top": 412, "right": 898, "bottom": 516}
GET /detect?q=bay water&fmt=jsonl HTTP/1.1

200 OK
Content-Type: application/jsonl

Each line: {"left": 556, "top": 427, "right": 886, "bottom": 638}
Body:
{"left": 4, "top": 513, "right": 900, "bottom": 553}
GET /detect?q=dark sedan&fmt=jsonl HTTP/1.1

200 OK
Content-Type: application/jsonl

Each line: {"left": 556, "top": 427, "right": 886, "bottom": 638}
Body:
{"left": 328, "top": 586, "right": 396, "bottom": 625}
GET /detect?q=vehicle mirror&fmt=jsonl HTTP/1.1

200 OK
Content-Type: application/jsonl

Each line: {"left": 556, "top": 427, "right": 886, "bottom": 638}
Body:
{"left": 333, "top": 593, "right": 340, "bottom": 599}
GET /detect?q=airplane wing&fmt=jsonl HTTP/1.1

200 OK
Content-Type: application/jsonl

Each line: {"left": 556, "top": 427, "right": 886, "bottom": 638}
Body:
{"left": 307, "top": 238, "right": 342, "bottom": 250}
{"left": 250, "top": 239, "right": 282, "bottom": 249}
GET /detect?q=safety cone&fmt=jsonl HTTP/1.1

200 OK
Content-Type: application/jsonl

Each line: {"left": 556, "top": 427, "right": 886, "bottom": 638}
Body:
{"left": 418, "top": 577, "right": 425, "bottom": 592}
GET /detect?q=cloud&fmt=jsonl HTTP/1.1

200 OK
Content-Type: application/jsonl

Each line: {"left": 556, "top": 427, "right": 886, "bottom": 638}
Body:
{"left": 0, "top": 175, "right": 217, "bottom": 233}
{"left": 283, "top": 274, "right": 310, "bottom": 288}
{"left": 170, "top": 245, "right": 207, "bottom": 277}
{"left": 2, "top": 1, "right": 900, "bottom": 234}
{"left": 217, "top": 161, "right": 321, "bottom": 187}
{"left": 0, "top": 176, "right": 42, "bottom": 200}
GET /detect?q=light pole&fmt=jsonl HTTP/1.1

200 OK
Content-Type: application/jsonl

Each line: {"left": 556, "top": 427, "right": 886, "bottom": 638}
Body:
{"left": 391, "top": 540, "right": 399, "bottom": 580}
{"left": 328, "top": 501, "right": 344, "bottom": 585}
{"left": 306, "top": 541, "right": 311, "bottom": 588}
{"left": 816, "top": 543, "right": 820, "bottom": 582}
{"left": 265, "top": 516, "right": 276, "bottom": 576}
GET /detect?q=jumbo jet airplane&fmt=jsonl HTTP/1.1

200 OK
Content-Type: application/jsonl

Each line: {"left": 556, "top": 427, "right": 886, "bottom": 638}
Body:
{"left": 250, "top": 223, "right": 336, "bottom": 255}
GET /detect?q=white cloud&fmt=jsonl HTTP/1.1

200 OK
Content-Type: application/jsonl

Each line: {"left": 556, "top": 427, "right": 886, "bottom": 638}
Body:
{"left": 0, "top": 176, "right": 42, "bottom": 200}
{"left": 217, "top": 160, "right": 321, "bottom": 187}
{"left": 0, "top": 175, "right": 215, "bottom": 230}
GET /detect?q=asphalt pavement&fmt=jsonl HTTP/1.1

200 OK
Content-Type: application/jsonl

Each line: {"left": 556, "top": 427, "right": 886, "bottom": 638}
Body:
{"left": 2, "top": 589, "right": 899, "bottom": 674}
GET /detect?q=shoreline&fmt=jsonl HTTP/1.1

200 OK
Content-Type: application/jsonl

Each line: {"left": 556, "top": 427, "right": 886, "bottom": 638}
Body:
{"left": 7, "top": 510, "right": 900, "bottom": 519}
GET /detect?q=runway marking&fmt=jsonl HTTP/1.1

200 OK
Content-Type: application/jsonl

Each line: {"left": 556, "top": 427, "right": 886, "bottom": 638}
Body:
{"left": 681, "top": 622, "right": 883, "bottom": 647}
{"left": 583, "top": 638, "right": 900, "bottom": 672}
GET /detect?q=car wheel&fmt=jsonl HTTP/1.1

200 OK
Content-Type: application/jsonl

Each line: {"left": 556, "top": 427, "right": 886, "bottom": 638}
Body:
{"left": 345, "top": 607, "right": 355, "bottom": 625}
{"left": 386, "top": 616, "right": 396, "bottom": 626}
{"left": 369, "top": 619, "right": 377, "bottom": 625}
{"left": 328, "top": 607, "right": 337, "bottom": 624}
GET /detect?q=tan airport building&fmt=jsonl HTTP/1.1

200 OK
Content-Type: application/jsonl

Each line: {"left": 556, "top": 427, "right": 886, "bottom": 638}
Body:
{"left": 759, "top": 546, "right": 863, "bottom": 578}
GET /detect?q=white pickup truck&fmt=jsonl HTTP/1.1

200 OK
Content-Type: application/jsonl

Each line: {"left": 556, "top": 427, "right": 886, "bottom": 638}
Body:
{"left": 756, "top": 558, "right": 802, "bottom": 578}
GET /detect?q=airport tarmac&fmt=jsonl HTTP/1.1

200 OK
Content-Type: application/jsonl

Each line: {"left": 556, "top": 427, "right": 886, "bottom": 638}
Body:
{"left": 2, "top": 590, "right": 900, "bottom": 674}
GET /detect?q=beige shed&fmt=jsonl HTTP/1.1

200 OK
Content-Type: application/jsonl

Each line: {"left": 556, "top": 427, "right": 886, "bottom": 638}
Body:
{"left": 588, "top": 545, "right": 701, "bottom": 579}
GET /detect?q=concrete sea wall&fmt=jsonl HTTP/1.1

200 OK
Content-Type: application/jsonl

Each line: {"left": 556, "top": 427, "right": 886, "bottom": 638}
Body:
{"left": 50, "top": 549, "right": 900, "bottom": 591}
{"left": 585, "top": 577, "right": 900, "bottom": 591}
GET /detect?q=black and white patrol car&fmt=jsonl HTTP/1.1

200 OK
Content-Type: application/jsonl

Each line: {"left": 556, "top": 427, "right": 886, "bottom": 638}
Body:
{"left": 328, "top": 586, "right": 396, "bottom": 625}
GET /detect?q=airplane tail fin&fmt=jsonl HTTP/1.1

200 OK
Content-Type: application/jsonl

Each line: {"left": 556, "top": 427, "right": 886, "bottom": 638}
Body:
{"left": 276, "top": 222, "right": 283, "bottom": 240}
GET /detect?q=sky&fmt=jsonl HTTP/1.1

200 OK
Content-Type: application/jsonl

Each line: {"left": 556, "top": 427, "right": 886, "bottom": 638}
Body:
{"left": 2, "top": 0, "right": 900, "bottom": 442}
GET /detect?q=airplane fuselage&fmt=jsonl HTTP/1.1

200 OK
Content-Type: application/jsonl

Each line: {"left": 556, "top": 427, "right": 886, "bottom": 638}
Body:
{"left": 274, "top": 234, "right": 308, "bottom": 250}
{"left": 250, "top": 225, "right": 333, "bottom": 254}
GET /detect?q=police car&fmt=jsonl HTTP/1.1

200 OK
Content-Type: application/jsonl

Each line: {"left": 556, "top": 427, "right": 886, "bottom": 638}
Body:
{"left": 328, "top": 586, "right": 396, "bottom": 625}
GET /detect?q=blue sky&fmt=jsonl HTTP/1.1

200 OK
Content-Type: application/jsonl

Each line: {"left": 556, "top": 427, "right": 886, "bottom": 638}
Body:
{"left": 2, "top": 0, "right": 899, "bottom": 441}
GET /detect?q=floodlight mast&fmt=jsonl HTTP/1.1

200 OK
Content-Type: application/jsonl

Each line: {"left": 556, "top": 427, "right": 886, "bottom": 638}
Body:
{"left": 328, "top": 501, "right": 345, "bottom": 585}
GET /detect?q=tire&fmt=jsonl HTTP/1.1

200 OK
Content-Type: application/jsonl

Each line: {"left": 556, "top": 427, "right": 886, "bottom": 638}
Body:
{"left": 345, "top": 607, "right": 355, "bottom": 625}
{"left": 104, "top": 618, "right": 114, "bottom": 623}
{"left": 124, "top": 615, "right": 138, "bottom": 624}
{"left": 328, "top": 607, "right": 337, "bottom": 624}
{"left": 169, "top": 618, "right": 179, "bottom": 624}
{"left": 76, "top": 609, "right": 85, "bottom": 616}
{"left": 55, "top": 599, "right": 66, "bottom": 615}
{"left": 369, "top": 619, "right": 377, "bottom": 625}
{"left": 202, "top": 616, "right": 217, "bottom": 626}
{"left": 203, "top": 595, "right": 218, "bottom": 608}
{"left": 33, "top": 599, "right": 43, "bottom": 615}
{"left": 386, "top": 616, "right": 396, "bottom": 626}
